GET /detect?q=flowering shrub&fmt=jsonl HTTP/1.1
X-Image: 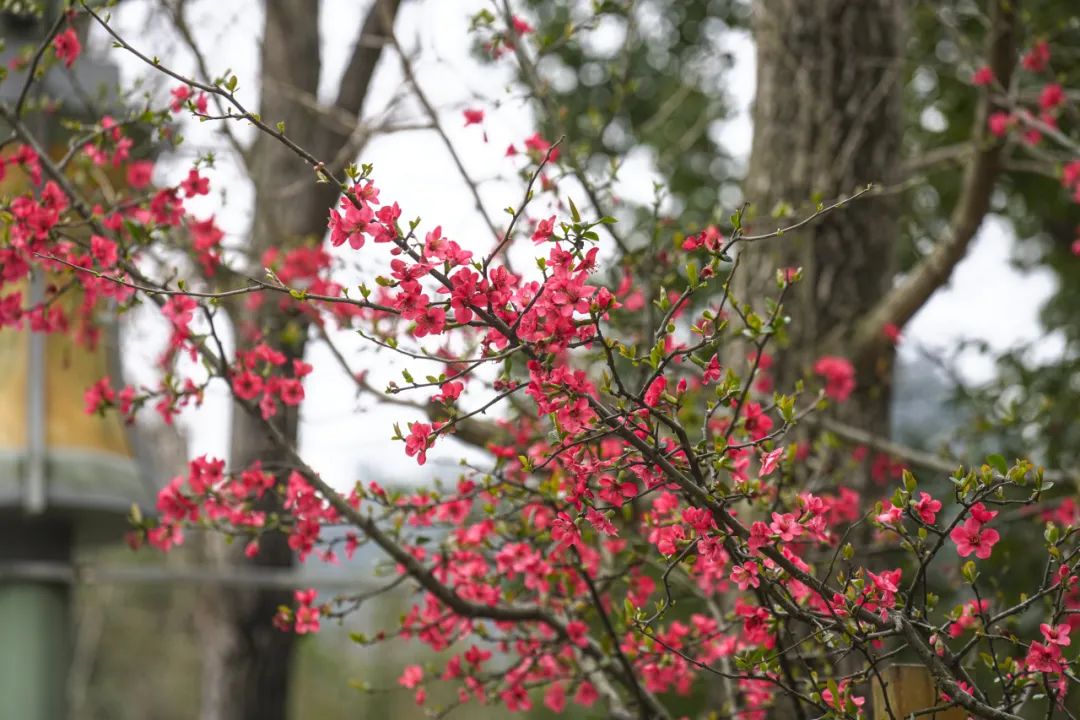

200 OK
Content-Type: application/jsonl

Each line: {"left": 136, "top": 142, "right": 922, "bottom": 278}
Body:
{"left": 3, "top": 3, "right": 1080, "bottom": 719}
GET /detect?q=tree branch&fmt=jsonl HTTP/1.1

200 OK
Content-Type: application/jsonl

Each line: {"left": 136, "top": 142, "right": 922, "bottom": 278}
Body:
{"left": 845, "top": 0, "right": 1018, "bottom": 362}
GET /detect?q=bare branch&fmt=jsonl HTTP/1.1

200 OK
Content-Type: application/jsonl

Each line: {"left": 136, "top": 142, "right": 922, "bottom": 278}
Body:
{"left": 846, "top": 0, "right": 1018, "bottom": 361}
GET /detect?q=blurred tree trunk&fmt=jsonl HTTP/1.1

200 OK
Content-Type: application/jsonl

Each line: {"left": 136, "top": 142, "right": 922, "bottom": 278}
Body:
{"left": 718, "top": 1, "right": 905, "bottom": 716}
{"left": 739, "top": 0, "right": 905, "bottom": 437}
{"left": 196, "top": 2, "right": 401, "bottom": 719}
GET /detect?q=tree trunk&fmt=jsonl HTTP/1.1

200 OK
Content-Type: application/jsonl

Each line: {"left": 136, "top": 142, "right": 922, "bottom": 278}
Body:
{"left": 715, "top": 1, "right": 905, "bottom": 716}
{"left": 197, "top": 2, "right": 401, "bottom": 718}
{"left": 739, "top": 0, "right": 905, "bottom": 436}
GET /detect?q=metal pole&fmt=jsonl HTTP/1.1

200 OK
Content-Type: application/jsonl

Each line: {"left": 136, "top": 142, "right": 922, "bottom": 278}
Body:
{"left": 24, "top": 267, "right": 47, "bottom": 516}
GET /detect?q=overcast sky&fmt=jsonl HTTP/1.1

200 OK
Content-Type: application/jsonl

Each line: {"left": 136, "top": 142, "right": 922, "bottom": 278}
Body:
{"left": 97, "top": 0, "right": 1060, "bottom": 490}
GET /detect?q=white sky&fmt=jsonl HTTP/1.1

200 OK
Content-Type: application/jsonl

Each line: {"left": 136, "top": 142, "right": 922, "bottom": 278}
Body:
{"left": 97, "top": 0, "right": 1059, "bottom": 490}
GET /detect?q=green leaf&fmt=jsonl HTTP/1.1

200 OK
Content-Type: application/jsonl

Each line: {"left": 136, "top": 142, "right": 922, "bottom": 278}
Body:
{"left": 686, "top": 262, "right": 698, "bottom": 287}
{"left": 961, "top": 560, "right": 979, "bottom": 584}
{"left": 986, "top": 454, "right": 1008, "bottom": 476}
{"left": 1045, "top": 522, "right": 1060, "bottom": 545}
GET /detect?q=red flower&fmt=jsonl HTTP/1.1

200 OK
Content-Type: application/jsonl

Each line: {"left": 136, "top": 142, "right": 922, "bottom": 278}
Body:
{"left": 398, "top": 665, "right": 424, "bottom": 689}
{"left": 971, "top": 66, "right": 994, "bottom": 86}
{"left": 1022, "top": 40, "right": 1051, "bottom": 73}
{"left": 1041, "top": 623, "right": 1071, "bottom": 647}
{"left": 127, "top": 160, "right": 155, "bottom": 189}
{"left": 463, "top": 108, "right": 484, "bottom": 126}
{"left": 180, "top": 168, "right": 210, "bottom": 197}
{"left": 84, "top": 377, "right": 115, "bottom": 415}
{"left": 747, "top": 521, "right": 770, "bottom": 554}
{"left": 950, "top": 517, "right": 1000, "bottom": 559}
{"left": 278, "top": 378, "right": 304, "bottom": 406}
{"left": 511, "top": 15, "right": 534, "bottom": 35}
{"left": 90, "top": 235, "right": 119, "bottom": 268}
{"left": 169, "top": 85, "right": 192, "bottom": 113}
{"left": 876, "top": 504, "right": 903, "bottom": 525}
{"left": 294, "top": 605, "right": 320, "bottom": 634}
{"left": 551, "top": 512, "right": 582, "bottom": 554}
{"left": 53, "top": 28, "right": 81, "bottom": 68}
{"left": 913, "top": 492, "right": 942, "bottom": 524}
{"left": 413, "top": 305, "right": 446, "bottom": 338}
{"left": 988, "top": 111, "right": 1013, "bottom": 137}
{"left": 759, "top": 447, "right": 784, "bottom": 477}
{"left": 731, "top": 562, "right": 760, "bottom": 590}
{"left": 703, "top": 354, "right": 722, "bottom": 383}
{"left": 643, "top": 376, "right": 667, "bottom": 407}
{"left": 1026, "top": 640, "right": 1064, "bottom": 674}
{"left": 232, "top": 371, "right": 264, "bottom": 401}
{"left": 404, "top": 422, "right": 434, "bottom": 465}
{"left": 565, "top": 620, "right": 588, "bottom": 647}
{"left": 813, "top": 355, "right": 855, "bottom": 402}
{"left": 970, "top": 502, "right": 998, "bottom": 524}
{"left": 883, "top": 322, "right": 902, "bottom": 344}
{"left": 523, "top": 132, "right": 559, "bottom": 162}
{"left": 531, "top": 215, "right": 556, "bottom": 243}
{"left": 1040, "top": 83, "right": 1065, "bottom": 111}
{"left": 769, "top": 512, "right": 802, "bottom": 542}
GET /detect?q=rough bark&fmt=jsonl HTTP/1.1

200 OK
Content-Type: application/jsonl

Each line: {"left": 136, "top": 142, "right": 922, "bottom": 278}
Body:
{"left": 737, "top": 0, "right": 906, "bottom": 436}
{"left": 716, "top": 2, "right": 905, "bottom": 715}
{"left": 197, "top": 2, "right": 401, "bottom": 719}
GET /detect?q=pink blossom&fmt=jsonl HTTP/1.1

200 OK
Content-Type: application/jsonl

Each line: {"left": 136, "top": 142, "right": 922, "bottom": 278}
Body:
{"left": 511, "top": 15, "right": 534, "bottom": 35}
{"left": 531, "top": 215, "right": 556, "bottom": 243}
{"left": 883, "top": 322, "right": 902, "bottom": 344}
{"left": 404, "top": 422, "right": 434, "bottom": 465}
{"left": 813, "top": 355, "right": 855, "bottom": 402}
{"left": 970, "top": 502, "right": 998, "bottom": 524}
{"left": 759, "top": 447, "right": 784, "bottom": 477}
{"left": 644, "top": 376, "right": 667, "bottom": 407}
{"left": 971, "top": 66, "right": 994, "bottom": 86}
{"left": 1026, "top": 640, "right": 1064, "bottom": 674}
{"left": 399, "top": 665, "right": 424, "bottom": 689}
{"left": 731, "top": 562, "right": 760, "bottom": 591}
{"left": 565, "top": 620, "right": 589, "bottom": 647}
{"left": 1040, "top": 83, "right": 1065, "bottom": 111}
{"left": 703, "top": 354, "right": 722, "bottom": 383}
{"left": 1041, "top": 623, "right": 1071, "bottom": 647}
{"left": 988, "top": 111, "right": 1013, "bottom": 137}
{"left": 1022, "top": 40, "right": 1051, "bottom": 73}
{"left": 914, "top": 492, "right": 942, "bottom": 525}
{"left": 463, "top": 108, "right": 484, "bottom": 126}
{"left": 747, "top": 521, "right": 771, "bottom": 554}
{"left": 127, "top": 160, "right": 154, "bottom": 189}
{"left": 950, "top": 517, "right": 1000, "bottom": 559}
{"left": 769, "top": 512, "right": 802, "bottom": 542}
{"left": 53, "top": 28, "right": 81, "bottom": 68}
{"left": 876, "top": 504, "right": 904, "bottom": 525}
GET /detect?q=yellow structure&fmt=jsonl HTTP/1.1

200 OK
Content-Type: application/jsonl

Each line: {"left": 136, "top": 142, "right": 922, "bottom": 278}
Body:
{"left": 0, "top": 276, "right": 147, "bottom": 541}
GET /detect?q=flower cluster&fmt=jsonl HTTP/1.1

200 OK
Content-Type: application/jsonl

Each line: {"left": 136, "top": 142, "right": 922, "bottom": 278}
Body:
{"left": 8, "top": 7, "right": 1080, "bottom": 720}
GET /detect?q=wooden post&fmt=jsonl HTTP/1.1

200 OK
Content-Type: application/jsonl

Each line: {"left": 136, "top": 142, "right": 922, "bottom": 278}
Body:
{"left": 872, "top": 664, "right": 968, "bottom": 720}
